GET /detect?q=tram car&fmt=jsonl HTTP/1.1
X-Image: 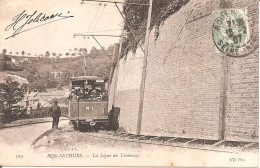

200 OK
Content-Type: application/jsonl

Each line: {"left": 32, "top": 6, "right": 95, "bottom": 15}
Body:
{"left": 68, "top": 76, "right": 119, "bottom": 131}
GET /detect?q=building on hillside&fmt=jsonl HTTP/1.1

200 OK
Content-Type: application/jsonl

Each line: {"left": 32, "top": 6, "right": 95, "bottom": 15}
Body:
{"left": 24, "top": 97, "right": 39, "bottom": 109}
{"left": 11, "top": 58, "right": 16, "bottom": 64}
{"left": 51, "top": 71, "right": 64, "bottom": 79}
{"left": 109, "top": 0, "right": 258, "bottom": 142}
{"left": 19, "top": 58, "right": 29, "bottom": 63}
{"left": 35, "top": 90, "right": 66, "bottom": 101}
{"left": 15, "top": 92, "right": 40, "bottom": 110}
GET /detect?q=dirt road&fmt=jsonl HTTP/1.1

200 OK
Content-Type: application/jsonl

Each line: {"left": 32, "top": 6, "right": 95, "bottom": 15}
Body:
{"left": 0, "top": 117, "right": 68, "bottom": 144}
{"left": 0, "top": 117, "right": 69, "bottom": 166}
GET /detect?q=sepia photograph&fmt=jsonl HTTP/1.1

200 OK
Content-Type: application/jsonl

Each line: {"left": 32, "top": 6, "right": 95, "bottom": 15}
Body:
{"left": 0, "top": 0, "right": 259, "bottom": 167}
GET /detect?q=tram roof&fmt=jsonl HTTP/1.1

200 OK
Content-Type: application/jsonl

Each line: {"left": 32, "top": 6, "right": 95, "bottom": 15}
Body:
{"left": 70, "top": 76, "right": 106, "bottom": 81}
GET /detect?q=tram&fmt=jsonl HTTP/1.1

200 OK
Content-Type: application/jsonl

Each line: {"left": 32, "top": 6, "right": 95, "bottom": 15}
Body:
{"left": 68, "top": 76, "right": 118, "bottom": 131}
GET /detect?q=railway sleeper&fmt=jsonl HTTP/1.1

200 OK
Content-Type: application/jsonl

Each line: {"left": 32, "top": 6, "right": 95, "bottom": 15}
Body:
{"left": 149, "top": 136, "right": 161, "bottom": 141}
{"left": 119, "top": 133, "right": 134, "bottom": 138}
{"left": 85, "top": 131, "right": 258, "bottom": 151}
{"left": 138, "top": 136, "right": 155, "bottom": 141}
{"left": 212, "top": 140, "right": 225, "bottom": 147}
{"left": 90, "top": 130, "right": 259, "bottom": 150}
{"left": 128, "top": 135, "right": 142, "bottom": 139}
{"left": 242, "top": 142, "right": 258, "bottom": 151}
{"left": 166, "top": 137, "right": 178, "bottom": 143}
{"left": 112, "top": 132, "right": 127, "bottom": 137}
{"left": 184, "top": 139, "right": 198, "bottom": 145}
{"left": 223, "top": 141, "right": 249, "bottom": 148}
{"left": 137, "top": 136, "right": 149, "bottom": 141}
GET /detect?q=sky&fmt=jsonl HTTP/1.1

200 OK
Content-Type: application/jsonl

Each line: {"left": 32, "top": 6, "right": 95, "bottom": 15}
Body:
{"left": 0, "top": 0, "right": 124, "bottom": 56}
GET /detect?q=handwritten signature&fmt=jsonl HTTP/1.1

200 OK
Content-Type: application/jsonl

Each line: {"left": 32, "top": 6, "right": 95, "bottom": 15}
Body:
{"left": 5, "top": 10, "right": 74, "bottom": 40}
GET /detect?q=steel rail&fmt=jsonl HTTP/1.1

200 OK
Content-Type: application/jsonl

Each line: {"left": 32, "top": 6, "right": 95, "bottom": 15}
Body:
{"left": 83, "top": 132, "right": 238, "bottom": 154}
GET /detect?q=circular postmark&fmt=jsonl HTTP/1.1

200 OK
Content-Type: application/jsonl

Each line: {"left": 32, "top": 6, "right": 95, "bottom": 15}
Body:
{"left": 212, "top": 8, "right": 257, "bottom": 57}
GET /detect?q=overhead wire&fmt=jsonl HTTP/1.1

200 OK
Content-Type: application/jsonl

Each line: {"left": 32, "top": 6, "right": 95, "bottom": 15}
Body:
{"left": 83, "top": 37, "right": 101, "bottom": 75}
{"left": 80, "top": 0, "right": 150, "bottom": 55}
{"left": 87, "top": 3, "right": 102, "bottom": 33}
{"left": 91, "top": 4, "right": 107, "bottom": 31}
{"left": 76, "top": 1, "right": 122, "bottom": 64}
{"left": 85, "top": 2, "right": 115, "bottom": 62}
{"left": 83, "top": 36, "right": 112, "bottom": 66}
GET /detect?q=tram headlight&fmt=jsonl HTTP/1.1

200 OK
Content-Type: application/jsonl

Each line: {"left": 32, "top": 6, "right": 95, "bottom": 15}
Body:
{"left": 90, "top": 121, "right": 96, "bottom": 126}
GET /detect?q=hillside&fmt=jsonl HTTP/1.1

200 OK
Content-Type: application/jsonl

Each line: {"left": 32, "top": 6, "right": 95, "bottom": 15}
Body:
{"left": 4, "top": 44, "right": 119, "bottom": 92}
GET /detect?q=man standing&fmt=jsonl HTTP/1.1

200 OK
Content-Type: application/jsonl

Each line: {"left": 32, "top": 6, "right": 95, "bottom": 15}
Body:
{"left": 49, "top": 99, "right": 61, "bottom": 129}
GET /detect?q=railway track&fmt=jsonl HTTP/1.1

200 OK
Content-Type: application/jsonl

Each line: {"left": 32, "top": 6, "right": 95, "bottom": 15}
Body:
{"left": 83, "top": 130, "right": 258, "bottom": 153}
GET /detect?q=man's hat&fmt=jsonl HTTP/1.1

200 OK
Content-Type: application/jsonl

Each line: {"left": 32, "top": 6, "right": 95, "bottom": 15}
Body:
{"left": 52, "top": 98, "right": 58, "bottom": 103}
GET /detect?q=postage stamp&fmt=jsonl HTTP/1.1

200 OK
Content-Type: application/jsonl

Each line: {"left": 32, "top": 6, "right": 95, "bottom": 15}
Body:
{"left": 212, "top": 8, "right": 257, "bottom": 57}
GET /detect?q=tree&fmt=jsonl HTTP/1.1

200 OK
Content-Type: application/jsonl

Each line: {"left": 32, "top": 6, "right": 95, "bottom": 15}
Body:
{"left": 20, "top": 83, "right": 29, "bottom": 93}
{"left": 28, "top": 53, "right": 31, "bottom": 56}
{"left": 83, "top": 48, "right": 88, "bottom": 56}
{"left": 52, "top": 52, "right": 57, "bottom": 57}
{"left": 2, "top": 49, "right": 7, "bottom": 55}
{"left": 0, "top": 80, "right": 25, "bottom": 108}
{"left": 45, "top": 51, "right": 50, "bottom": 58}
{"left": 90, "top": 47, "right": 97, "bottom": 54}
{"left": 107, "top": 44, "right": 119, "bottom": 57}
{"left": 16, "top": 52, "right": 19, "bottom": 55}
{"left": 79, "top": 48, "right": 83, "bottom": 55}
{"left": 46, "top": 79, "right": 58, "bottom": 88}
{"left": 9, "top": 52, "right": 12, "bottom": 55}
{"left": 90, "top": 46, "right": 99, "bottom": 57}
{"left": 21, "top": 50, "right": 25, "bottom": 55}
{"left": 65, "top": 52, "right": 70, "bottom": 56}
{"left": 74, "top": 48, "right": 78, "bottom": 54}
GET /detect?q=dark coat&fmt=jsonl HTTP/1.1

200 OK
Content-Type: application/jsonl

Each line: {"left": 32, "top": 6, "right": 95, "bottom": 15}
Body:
{"left": 49, "top": 105, "right": 61, "bottom": 118}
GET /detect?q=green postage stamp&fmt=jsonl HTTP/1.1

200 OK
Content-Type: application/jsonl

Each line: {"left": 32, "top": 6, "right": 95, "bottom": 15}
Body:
{"left": 212, "top": 8, "right": 256, "bottom": 57}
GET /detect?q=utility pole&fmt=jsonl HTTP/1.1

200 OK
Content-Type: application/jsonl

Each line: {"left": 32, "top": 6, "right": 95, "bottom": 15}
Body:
{"left": 111, "top": 22, "right": 125, "bottom": 107}
{"left": 108, "top": 44, "right": 117, "bottom": 85}
{"left": 84, "top": 52, "right": 87, "bottom": 75}
{"left": 136, "top": 0, "right": 153, "bottom": 135}
{"left": 107, "top": 44, "right": 117, "bottom": 104}
{"left": 219, "top": 53, "right": 228, "bottom": 140}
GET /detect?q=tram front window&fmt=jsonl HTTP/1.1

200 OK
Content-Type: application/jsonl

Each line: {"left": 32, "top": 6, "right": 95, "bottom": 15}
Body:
{"left": 69, "top": 79, "right": 107, "bottom": 101}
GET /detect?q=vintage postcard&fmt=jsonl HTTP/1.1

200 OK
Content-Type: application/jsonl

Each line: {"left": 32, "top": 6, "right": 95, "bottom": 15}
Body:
{"left": 0, "top": 0, "right": 259, "bottom": 167}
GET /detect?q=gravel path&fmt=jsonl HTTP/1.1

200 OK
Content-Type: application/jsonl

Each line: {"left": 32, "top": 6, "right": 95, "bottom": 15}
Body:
{"left": 31, "top": 123, "right": 258, "bottom": 167}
